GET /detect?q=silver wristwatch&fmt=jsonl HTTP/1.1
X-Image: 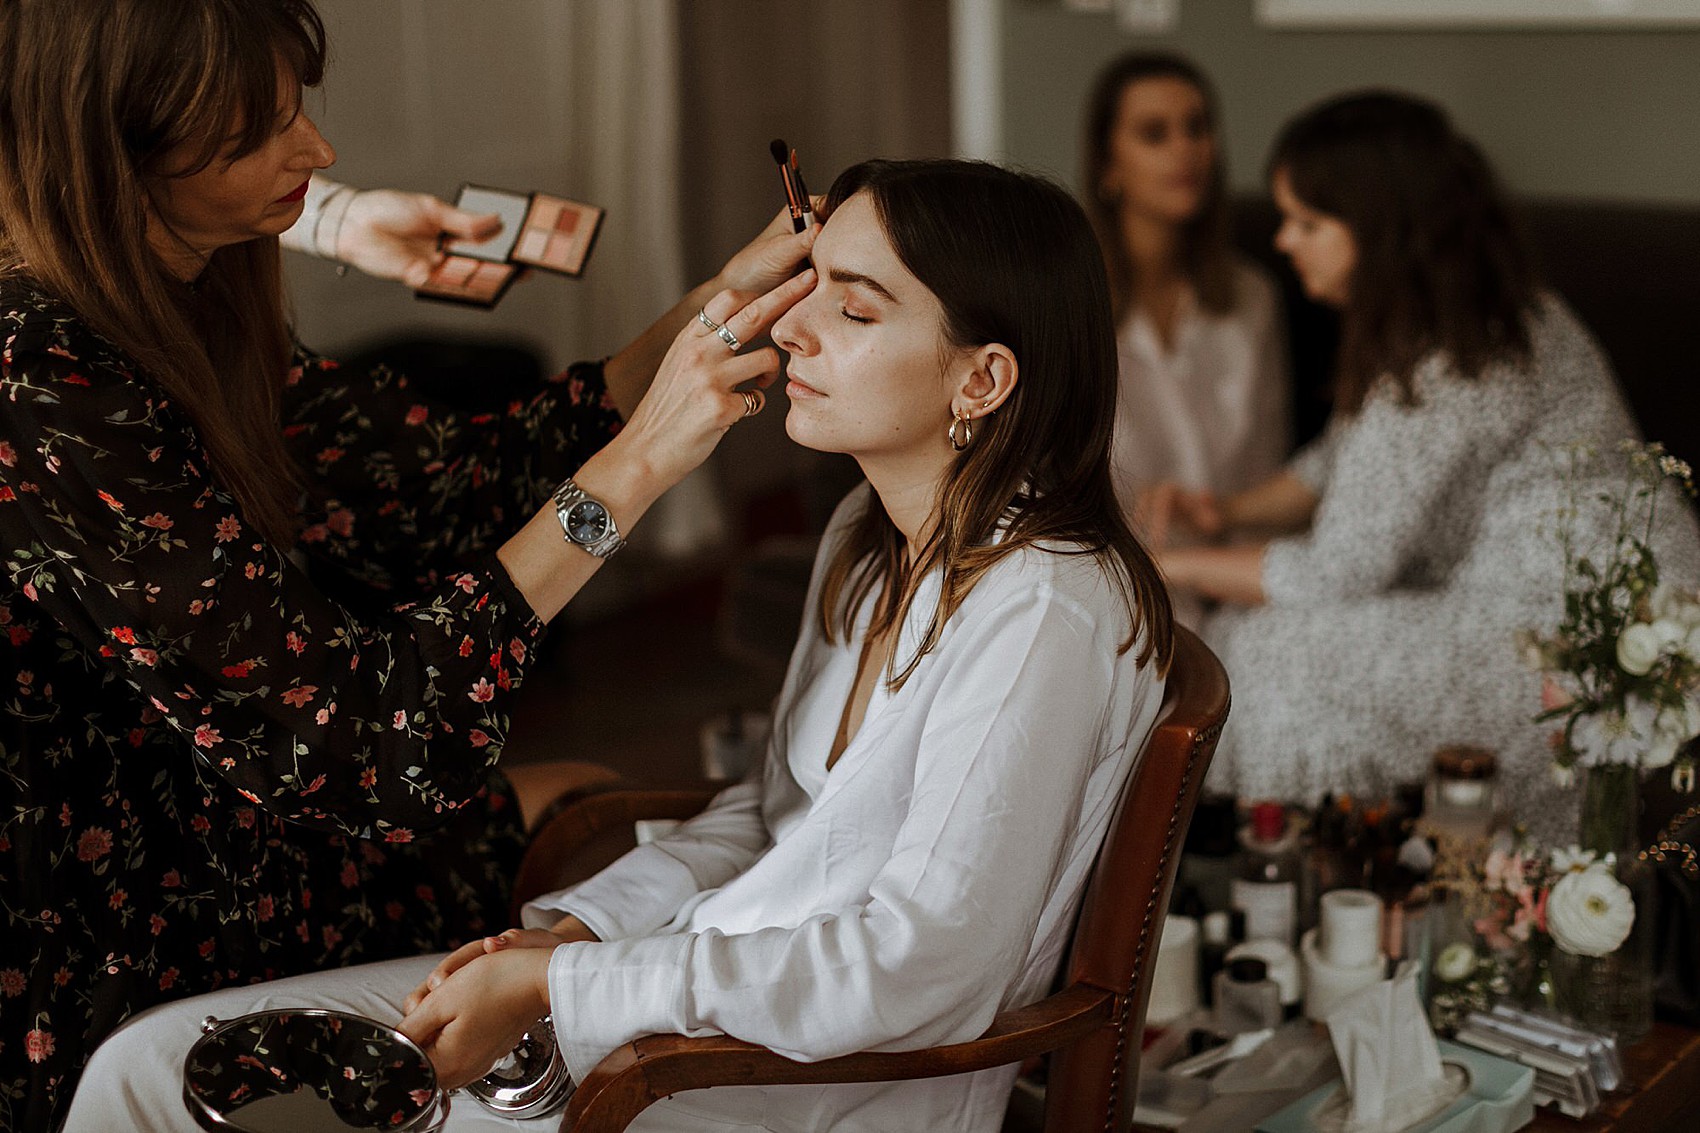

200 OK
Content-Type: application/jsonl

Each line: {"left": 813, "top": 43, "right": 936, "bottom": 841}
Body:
{"left": 552, "top": 479, "right": 625, "bottom": 558}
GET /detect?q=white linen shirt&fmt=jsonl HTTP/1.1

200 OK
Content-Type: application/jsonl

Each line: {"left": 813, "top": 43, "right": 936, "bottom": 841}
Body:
{"left": 1109, "top": 259, "right": 1289, "bottom": 502}
{"left": 523, "top": 487, "right": 1167, "bottom": 1132}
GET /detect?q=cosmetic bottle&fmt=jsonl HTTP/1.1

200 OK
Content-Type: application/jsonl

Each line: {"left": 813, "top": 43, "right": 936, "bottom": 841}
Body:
{"left": 1197, "top": 910, "right": 1233, "bottom": 1007}
{"left": 1230, "top": 802, "right": 1301, "bottom": 948}
{"left": 1178, "top": 792, "right": 1240, "bottom": 913}
{"left": 1213, "top": 957, "right": 1283, "bottom": 1035}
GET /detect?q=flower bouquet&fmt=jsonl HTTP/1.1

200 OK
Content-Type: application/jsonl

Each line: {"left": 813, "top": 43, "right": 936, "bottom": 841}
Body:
{"left": 1426, "top": 840, "right": 1636, "bottom": 1038}
{"left": 1521, "top": 440, "right": 1699, "bottom": 831}
{"left": 1516, "top": 439, "right": 1697, "bottom": 1042}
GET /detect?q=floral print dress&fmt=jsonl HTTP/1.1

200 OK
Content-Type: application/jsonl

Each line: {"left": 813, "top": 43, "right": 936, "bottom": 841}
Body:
{"left": 0, "top": 274, "right": 623, "bottom": 1130}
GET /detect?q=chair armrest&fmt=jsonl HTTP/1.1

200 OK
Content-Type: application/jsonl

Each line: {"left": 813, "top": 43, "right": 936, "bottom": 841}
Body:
{"left": 559, "top": 983, "right": 1115, "bottom": 1133}
{"left": 511, "top": 783, "right": 722, "bottom": 915}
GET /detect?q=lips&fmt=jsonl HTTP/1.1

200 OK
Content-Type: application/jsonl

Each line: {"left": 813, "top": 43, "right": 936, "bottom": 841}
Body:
{"left": 785, "top": 376, "right": 824, "bottom": 399}
{"left": 275, "top": 180, "right": 310, "bottom": 205}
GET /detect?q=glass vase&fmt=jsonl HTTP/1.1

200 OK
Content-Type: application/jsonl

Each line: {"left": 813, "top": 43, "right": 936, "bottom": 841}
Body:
{"left": 1551, "top": 763, "right": 1655, "bottom": 1045}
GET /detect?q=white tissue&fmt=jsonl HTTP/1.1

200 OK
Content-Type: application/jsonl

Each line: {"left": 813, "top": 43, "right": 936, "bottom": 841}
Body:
{"left": 1325, "top": 964, "right": 1461, "bottom": 1133}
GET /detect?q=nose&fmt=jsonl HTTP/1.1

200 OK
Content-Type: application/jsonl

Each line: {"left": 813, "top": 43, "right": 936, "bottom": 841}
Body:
{"left": 1273, "top": 219, "right": 1296, "bottom": 257}
{"left": 770, "top": 290, "right": 816, "bottom": 358}
{"left": 294, "top": 113, "right": 336, "bottom": 171}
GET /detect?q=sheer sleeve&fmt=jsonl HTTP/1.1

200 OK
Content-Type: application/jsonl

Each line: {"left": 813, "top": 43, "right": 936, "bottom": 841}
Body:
{"left": 0, "top": 309, "right": 548, "bottom": 840}
{"left": 1262, "top": 361, "right": 1536, "bottom": 604}
{"left": 282, "top": 350, "right": 623, "bottom": 595}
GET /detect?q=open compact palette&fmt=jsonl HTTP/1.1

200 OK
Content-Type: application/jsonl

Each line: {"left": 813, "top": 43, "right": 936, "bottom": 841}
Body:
{"left": 415, "top": 184, "right": 604, "bottom": 308}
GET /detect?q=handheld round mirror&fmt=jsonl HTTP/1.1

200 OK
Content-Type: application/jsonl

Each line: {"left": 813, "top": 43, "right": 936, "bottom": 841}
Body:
{"left": 183, "top": 1010, "right": 448, "bottom": 1132}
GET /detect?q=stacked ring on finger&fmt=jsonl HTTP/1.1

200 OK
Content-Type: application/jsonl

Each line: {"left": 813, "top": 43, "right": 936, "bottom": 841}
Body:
{"left": 739, "top": 390, "right": 763, "bottom": 418}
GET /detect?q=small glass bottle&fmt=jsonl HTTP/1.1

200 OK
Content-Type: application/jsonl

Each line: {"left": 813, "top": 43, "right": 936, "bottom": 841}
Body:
{"left": 1197, "top": 909, "right": 1237, "bottom": 1007}
{"left": 1213, "top": 957, "right": 1283, "bottom": 1035}
{"left": 1179, "top": 793, "right": 1241, "bottom": 914}
{"left": 1422, "top": 746, "right": 1500, "bottom": 841}
{"left": 1230, "top": 802, "right": 1301, "bottom": 948}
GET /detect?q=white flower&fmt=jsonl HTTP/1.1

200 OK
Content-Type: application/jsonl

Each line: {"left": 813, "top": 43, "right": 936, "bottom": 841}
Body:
{"left": 1616, "top": 622, "right": 1662, "bottom": 676}
{"left": 1548, "top": 864, "right": 1636, "bottom": 957}
{"left": 1649, "top": 584, "right": 1700, "bottom": 629}
{"left": 1570, "top": 699, "right": 1661, "bottom": 767}
{"left": 1550, "top": 846, "right": 1598, "bottom": 874}
{"left": 1435, "top": 941, "right": 1478, "bottom": 982}
{"left": 1656, "top": 695, "right": 1700, "bottom": 747}
{"left": 1650, "top": 618, "right": 1687, "bottom": 650}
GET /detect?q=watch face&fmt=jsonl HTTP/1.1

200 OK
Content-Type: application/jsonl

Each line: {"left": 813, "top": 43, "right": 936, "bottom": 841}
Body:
{"left": 566, "top": 499, "right": 610, "bottom": 544}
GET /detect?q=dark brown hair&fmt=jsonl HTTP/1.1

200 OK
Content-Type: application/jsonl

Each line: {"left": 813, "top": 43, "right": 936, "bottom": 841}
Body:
{"left": 1269, "top": 90, "right": 1538, "bottom": 414}
{"left": 1082, "top": 52, "right": 1236, "bottom": 320}
{"left": 815, "top": 159, "right": 1174, "bottom": 687}
{"left": 0, "top": 0, "right": 328, "bottom": 543}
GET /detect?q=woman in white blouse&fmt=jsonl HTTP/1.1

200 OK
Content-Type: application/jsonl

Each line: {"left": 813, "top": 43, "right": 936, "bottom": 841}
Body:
{"left": 67, "top": 160, "right": 1175, "bottom": 1133}
{"left": 1082, "top": 53, "right": 1290, "bottom": 524}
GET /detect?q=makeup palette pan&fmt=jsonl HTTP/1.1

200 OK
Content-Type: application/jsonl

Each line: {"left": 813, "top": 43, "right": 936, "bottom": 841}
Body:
{"left": 415, "top": 184, "right": 605, "bottom": 308}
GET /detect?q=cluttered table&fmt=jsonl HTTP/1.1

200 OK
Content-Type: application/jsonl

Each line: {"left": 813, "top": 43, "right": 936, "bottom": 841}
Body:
{"left": 1128, "top": 1019, "right": 1700, "bottom": 1133}
{"left": 1525, "top": 1021, "right": 1700, "bottom": 1132}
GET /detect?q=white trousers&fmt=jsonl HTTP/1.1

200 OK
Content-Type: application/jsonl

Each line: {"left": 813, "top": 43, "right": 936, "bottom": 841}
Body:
{"left": 61, "top": 954, "right": 741, "bottom": 1133}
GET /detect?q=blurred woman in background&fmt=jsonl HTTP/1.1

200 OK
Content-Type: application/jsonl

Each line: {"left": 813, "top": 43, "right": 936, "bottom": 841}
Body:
{"left": 1083, "top": 52, "right": 1289, "bottom": 567}
{"left": 1151, "top": 91, "right": 1700, "bottom": 843}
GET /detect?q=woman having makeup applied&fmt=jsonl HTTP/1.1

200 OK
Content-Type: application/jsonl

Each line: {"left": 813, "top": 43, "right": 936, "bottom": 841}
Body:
{"left": 69, "top": 159, "right": 1175, "bottom": 1133}
{"left": 1148, "top": 92, "right": 1700, "bottom": 843}
{"left": 0, "top": 0, "right": 813, "bottom": 1126}
{"left": 1083, "top": 53, "right": 1289, "bottom": 578}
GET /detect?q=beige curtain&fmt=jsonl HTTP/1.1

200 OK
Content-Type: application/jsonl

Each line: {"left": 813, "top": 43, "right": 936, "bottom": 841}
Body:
{"left": 676, "top": 0, "right": 953, "bottom": 507}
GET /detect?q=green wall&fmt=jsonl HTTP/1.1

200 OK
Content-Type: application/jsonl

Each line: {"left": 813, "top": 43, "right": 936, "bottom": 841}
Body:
{"left": 1002, "top": 0, "right": 1700, "bottom": 205}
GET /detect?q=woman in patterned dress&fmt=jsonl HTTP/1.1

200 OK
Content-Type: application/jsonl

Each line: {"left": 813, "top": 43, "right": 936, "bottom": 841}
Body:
{"left": 1148, "top": 92, "right": 1700, "bottom": 842}
{"left": 0, "top": 0, "right": 814, "bottom": 1126}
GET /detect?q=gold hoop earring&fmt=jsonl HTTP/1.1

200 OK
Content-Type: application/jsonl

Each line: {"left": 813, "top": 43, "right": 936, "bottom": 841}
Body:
{"left": 948, "top": 408, "right": 973, "bottom": 453}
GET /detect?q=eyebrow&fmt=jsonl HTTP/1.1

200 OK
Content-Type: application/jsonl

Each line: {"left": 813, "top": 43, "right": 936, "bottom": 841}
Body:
{"left": 827, "top": 267, "right": 899, "bottom": 304}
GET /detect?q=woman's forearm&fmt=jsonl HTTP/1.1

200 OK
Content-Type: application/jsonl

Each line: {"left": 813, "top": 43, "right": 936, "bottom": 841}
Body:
{"left": 493, "top": 438, "right": 665, "bottom": 623}
{"left": 1162, "top": 543, "right": 1270, "bottom": 606}
{"left": 1221, "top": 470, "right": 1318, "bottom": 536}
{"left": 601, "top": 278, "right": 721, "bottom": 419}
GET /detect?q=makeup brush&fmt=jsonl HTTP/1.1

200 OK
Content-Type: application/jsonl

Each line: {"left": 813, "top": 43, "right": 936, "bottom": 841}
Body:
{"left": 770, "top": 138, "right": 809, "bottom": 233}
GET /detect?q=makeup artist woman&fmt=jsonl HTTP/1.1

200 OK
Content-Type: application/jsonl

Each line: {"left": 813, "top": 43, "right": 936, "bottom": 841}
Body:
{"left": 0, "top": 1, "right": 811, "bottom": 1127}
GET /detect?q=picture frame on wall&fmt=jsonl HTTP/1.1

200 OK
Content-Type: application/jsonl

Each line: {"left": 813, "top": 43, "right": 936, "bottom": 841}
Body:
{"left": 1256, "top": 0, "right": 1700, "bottom": 28}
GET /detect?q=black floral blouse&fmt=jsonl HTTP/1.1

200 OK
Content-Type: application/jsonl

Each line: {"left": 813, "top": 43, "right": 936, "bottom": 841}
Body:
{"left": 0, "top": 274, "right": 623, "bottom": 1130}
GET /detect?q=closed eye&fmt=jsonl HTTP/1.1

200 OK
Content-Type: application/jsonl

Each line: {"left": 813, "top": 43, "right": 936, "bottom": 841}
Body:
{"left": 840, "top": 309, "right": 872, "bottom": 324}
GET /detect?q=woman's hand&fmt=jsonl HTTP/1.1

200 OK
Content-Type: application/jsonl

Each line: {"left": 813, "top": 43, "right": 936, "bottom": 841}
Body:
{"left": 1137, "top": 482, "right": 1226, "bottom": 549}
{"left": 404, "top": 918, "right": 596, "bottom": 1015}
{"left": 335, "top": 189, "right": 503, "bottom": 288}
{"left": 710, "top": 204, "right": 821, "bottom": 302}
{"left": 398, "top": 947, "right": 556, "bottom": 1090}
{"left": 593, "top": 267, "right": 818, "bottom": 499}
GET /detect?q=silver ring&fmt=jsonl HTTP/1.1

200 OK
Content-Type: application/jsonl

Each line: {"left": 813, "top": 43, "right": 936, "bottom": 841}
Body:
{"left": 696, "top": 308, "right": 722, "bottom": 333}
{"left": 716, "top": 324, "right": 743, "bottom": 353}
{"left": 739, "top": 390, "right": 762, "bottom": 418}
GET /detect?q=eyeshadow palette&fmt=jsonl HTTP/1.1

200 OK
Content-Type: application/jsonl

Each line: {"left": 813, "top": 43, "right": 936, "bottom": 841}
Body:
{"left": 415, "top": 184, "right": 604, "bottom": 308}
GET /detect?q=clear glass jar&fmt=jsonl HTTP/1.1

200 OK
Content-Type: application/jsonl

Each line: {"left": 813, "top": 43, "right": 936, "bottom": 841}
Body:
{"left": 1422, "top": 746, "right": 1500, "bottom": 841}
